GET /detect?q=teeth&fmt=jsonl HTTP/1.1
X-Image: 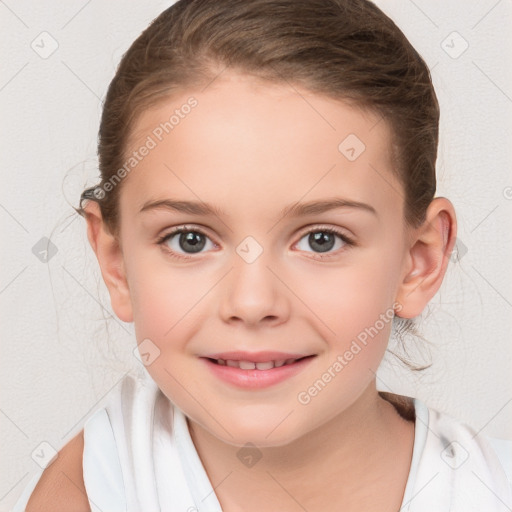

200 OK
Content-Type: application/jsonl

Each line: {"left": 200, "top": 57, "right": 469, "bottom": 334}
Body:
{"left": 255, "top": 361, "right": 274, "bottom": 370}
{"left": 217, "top": 358, "right": 298, "bottom": 369}
{"left": 239, "top": 360, "right": 256, "bottom": 370}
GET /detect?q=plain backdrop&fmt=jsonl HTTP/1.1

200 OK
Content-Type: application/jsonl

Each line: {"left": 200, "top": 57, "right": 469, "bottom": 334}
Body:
{"left": 1, "top": 0, "right": 511, "bottom": 509}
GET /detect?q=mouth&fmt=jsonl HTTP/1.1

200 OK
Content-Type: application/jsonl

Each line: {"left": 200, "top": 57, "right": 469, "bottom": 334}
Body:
{"left": 205, "top": 355, "right": 314, "bottom": 370}
{"left": 200, "top": 352, "right": 317, "bottom": 389}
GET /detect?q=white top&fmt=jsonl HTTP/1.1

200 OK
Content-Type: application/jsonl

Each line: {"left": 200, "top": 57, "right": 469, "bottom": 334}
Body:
{"left": 12, "top": 371, "right": 512, "bottom": 511}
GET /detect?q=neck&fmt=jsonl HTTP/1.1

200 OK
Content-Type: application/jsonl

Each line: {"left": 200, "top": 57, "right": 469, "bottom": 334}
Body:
{"left": 187, "top": 381, "right": 415, "bottom": 512}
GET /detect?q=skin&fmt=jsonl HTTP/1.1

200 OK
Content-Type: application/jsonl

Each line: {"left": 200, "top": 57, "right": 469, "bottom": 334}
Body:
{"left": 84, "top": 71, "right": 456, "bottom": 511}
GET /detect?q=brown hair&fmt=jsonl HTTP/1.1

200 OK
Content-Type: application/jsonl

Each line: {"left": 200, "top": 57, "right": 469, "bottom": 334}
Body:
{"left": 78, "top": 0, "right": 438, "bottom": 239}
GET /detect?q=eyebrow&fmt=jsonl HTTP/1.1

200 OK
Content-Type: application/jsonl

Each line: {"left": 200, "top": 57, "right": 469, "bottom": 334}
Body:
{"left": 139, "top": 197, "right": 377, "bottom": 218}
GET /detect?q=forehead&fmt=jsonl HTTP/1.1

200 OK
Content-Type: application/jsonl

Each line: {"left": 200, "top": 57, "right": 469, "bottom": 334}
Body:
{"left": 120, "top": 72, "right": 402, "bottom": 224}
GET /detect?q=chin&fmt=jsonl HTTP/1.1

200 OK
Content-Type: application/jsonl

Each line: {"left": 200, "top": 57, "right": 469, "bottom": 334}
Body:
{"left": 204, "top": 409, "right": 306, "bottom": 449}
{"left": 219, "top": 428, "right": 301, "bottom": 449}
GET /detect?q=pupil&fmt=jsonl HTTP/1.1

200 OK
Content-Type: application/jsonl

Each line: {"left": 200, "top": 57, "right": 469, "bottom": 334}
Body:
{"left": 309, "top": 232, "right": 334, "bottom": 253}
{"left": 180, "top": 232, "right": 206, "bottom": 253}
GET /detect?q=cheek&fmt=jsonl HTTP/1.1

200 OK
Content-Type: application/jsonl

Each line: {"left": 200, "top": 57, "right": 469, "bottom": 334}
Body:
{"left": 291, "top": 251, "right": 401, "bottom": 343}
{"left": 290, "top": 259, "right": 399, "bottom": 423}
{"left": 125, "top": 256, "right": 210, "bottom": 400}
{"left": 125, "top": 249, "right": 220, "bottom": 357}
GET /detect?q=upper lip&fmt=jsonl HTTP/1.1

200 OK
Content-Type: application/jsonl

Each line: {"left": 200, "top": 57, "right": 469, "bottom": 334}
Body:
{"left": 202, "top": 351, "right": 314, "bottom": 363}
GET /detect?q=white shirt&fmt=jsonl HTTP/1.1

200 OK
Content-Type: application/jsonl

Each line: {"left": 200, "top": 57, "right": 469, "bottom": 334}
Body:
{"left": 12, "top": 371, "right": 512, "bottom": 511}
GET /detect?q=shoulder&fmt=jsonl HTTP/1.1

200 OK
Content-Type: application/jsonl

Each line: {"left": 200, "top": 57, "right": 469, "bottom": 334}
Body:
{"left": 25, "top": 429, "right": 91, "bottom": 512}
{"left": 419, "top": 402, "right": 512, "bottom": 502}
{"left": 423, "top": 402, "right": 511, "bottom": 470}
{"left": 394, "top": 398, "right": 512, "bottom": 509}
{"left": 480, "top": 434, "right": 512, "bottom": 485}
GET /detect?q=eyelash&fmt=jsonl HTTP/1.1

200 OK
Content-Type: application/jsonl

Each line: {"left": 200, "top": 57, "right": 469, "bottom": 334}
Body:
{"left": 156, "top": 224, "right": 355, "bottom": 261}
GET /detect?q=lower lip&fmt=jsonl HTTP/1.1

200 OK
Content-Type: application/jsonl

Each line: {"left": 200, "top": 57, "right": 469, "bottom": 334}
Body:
{"left": 201, "top": 356, "right": 315, "bottom": 389}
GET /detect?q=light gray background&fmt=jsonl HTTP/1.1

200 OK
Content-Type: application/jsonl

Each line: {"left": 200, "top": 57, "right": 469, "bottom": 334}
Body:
{"left": 1, "top": 1, "right": 511, "bottom": 509}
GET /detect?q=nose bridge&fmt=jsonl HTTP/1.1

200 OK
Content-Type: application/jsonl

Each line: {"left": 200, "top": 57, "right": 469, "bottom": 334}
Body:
{"left": 218, "top": 236, "right": 289, "bottom": 325}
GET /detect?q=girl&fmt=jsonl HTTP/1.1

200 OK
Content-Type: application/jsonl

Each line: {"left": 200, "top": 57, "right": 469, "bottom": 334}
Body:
{"left": 13, "top": 0, "right": 511, "bottom": 510}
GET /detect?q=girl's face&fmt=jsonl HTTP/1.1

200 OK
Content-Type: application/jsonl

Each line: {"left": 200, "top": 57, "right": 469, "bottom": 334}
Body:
{"left": 117, "top": 72, "right": 412, "bottom": 447}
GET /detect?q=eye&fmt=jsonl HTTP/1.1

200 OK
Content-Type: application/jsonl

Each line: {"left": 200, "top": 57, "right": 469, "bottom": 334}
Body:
{"left": 294, "top": 226, "right": 354, "bottom": 258}
{"left": 157, "top": 225, "right": 216, "bottom": 260}
{"left": 157, "top": 224, "right": 354, "bottom": 261}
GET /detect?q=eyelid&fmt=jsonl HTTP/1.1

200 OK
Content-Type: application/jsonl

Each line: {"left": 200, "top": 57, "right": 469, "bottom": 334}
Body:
{"left": 295, "top": 223, "right": 354, "bottom": 241}
{"left": 158, "top": 224, "right": 216, "bottom": 242}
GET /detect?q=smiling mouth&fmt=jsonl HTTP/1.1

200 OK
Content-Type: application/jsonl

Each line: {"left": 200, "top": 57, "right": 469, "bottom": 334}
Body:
{"left": 205, "top": 355, "right": 315, "bottom": 370}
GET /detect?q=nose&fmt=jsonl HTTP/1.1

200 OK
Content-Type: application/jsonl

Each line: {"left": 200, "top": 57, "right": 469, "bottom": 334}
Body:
{"left": 218, "top": 252, "right": 290, "bottom": 327}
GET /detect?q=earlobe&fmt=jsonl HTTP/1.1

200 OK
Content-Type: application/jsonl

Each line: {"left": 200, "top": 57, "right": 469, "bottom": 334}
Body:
{"left": 395, "top": 197, "right": 457, "bottom": 319}
{"left": 83, "top": 201, "right": 133, "bottom": 323}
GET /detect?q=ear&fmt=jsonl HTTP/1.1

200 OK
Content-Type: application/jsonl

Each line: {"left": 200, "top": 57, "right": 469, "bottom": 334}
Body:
{"left": 395, "top": 197, "right": 457, "bottom": 318}
{"left": 83, "top": 200, "right": 133, "bottom": 323}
